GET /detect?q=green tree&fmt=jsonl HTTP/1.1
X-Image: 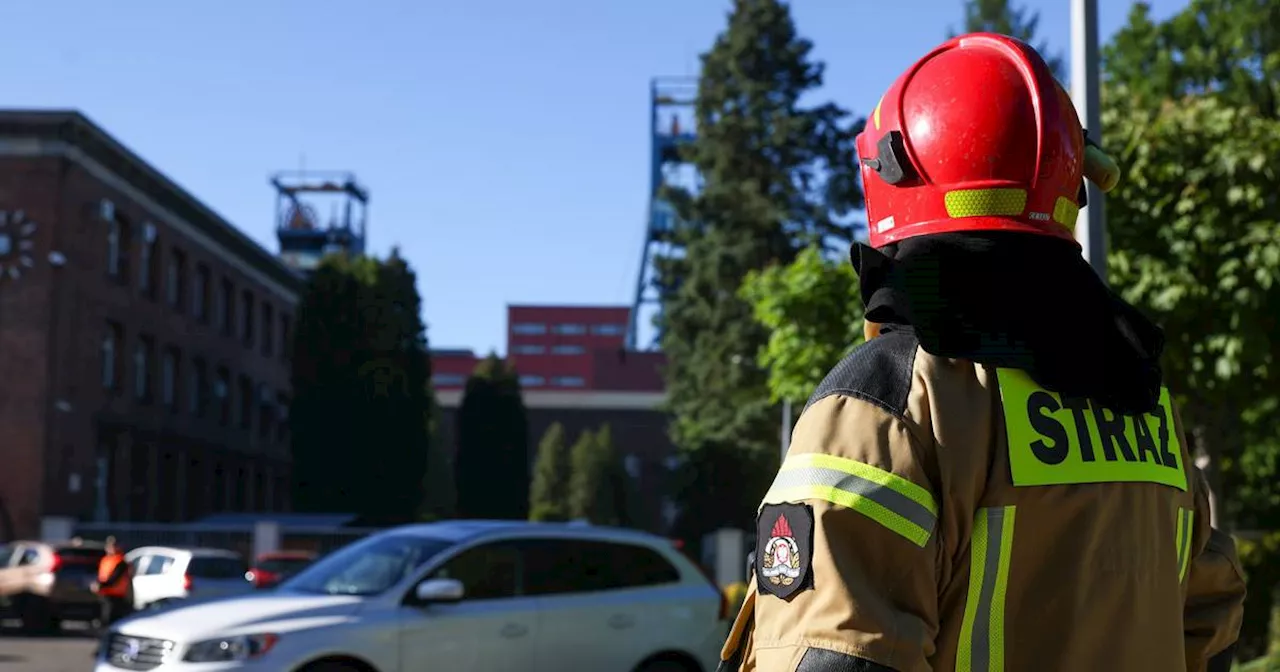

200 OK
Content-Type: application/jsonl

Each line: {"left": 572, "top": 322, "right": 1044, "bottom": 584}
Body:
{"left": 418, "top": 382, "right": 456, "bottom": 521}
{"left": 656, "top": 0, "right": 865, "bottom": 542}
{"left": 951, "top": 0, "right": 1064, "bottom": 80}
{"left": 529, "top": 423, "right": 571, "bottom": 521}
{"left": 740, "top": 246, "right": 864, "bottom": 405}
{"left": 1104, "top": 0, "right": 1280, "bottom": 118}
{"left": 290, "top": 250, "right": 434, "bottom": 525}
{"left": 567, "top": 425, "right": 629, "bottom": 526}
{"left": 1103, "top": 1, "right": 1280, "bottom": 531}
{"left": 455, "top": 354, "right": 529, "bottom": 519}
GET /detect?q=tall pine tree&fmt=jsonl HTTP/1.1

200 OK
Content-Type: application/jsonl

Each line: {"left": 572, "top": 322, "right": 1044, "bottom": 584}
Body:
{"left": 290, "top": 250, "right": 434, "bottom": 525}
{"left": 455, "top": 354, "right": 530, "bottom": 519}
{"left": 952, "top": 0, "right": 1065, "bottom": 80}
{"left": 529, "top": 423, "right": 571, "bottom": 521}
{"left": 656, "top": 0, "right": 864, "bottom": 541}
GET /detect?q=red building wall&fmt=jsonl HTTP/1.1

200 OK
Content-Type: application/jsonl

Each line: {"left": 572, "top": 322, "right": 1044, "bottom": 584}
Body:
{"left": 507, "top": 305, "right": 632, "bottom": 390}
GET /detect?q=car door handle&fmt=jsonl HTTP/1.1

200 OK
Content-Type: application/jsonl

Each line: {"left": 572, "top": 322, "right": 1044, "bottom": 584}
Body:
{"left": 500, "top": 622, "right": 528, "bottom": 638}
{"left": 607, "top": 614, "right": 635, "bottom": 629}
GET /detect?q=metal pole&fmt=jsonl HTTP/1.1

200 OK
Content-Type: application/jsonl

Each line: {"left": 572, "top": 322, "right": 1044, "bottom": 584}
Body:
{"left": 781, "top": 399, "right": 792, "bottom": 460}
{"left": 1070, "top": 0, "right": 1107, "bottom": 284}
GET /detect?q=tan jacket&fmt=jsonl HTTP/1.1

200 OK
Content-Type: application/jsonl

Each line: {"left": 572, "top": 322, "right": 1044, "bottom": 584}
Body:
{"left": 722, "top": 327, "right": 1246, "bottom": 672}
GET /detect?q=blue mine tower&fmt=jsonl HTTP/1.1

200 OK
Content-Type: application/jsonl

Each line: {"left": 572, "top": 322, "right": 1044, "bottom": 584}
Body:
{"left": 273, "top": 170, "right": 369, "bottom": 276}
{"left": 627, "top": 77, "right": 698, "bottom": 351}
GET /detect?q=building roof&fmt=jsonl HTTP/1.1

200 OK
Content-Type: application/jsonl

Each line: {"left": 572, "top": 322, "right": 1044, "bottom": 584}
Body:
{"left": 0, "top": 109, "right": 301, "bottom": 296}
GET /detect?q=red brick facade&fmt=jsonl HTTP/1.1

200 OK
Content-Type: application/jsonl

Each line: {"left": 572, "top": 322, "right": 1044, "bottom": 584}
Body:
{"left": 0, "top": 111, "right": 301, "bottom": 540}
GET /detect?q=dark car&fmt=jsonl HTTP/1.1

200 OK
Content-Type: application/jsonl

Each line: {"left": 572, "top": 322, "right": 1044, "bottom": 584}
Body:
{"left": 247, "top": 551, "right": 316, "bottom": 589}
{"left": 0, "top": 540, "right": 106, "bottom": 631}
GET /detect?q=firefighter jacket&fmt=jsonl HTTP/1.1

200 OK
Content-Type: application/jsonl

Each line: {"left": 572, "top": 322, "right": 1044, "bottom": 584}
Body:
{"left": 720, "top": 326, "right": 1246, "bottom": 672}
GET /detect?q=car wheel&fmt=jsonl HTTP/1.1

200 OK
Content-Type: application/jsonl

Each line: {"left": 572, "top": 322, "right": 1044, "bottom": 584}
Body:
{"left": 636, "top": 659, "right": 697, "bottom": 672}
{"left": 301, "top": 662, "right": 365, "bottom": 672}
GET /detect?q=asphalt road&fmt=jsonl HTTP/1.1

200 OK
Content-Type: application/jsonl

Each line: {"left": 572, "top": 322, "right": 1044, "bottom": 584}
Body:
{"left": 0, "top": 621, "right": 99, "bottom": 672}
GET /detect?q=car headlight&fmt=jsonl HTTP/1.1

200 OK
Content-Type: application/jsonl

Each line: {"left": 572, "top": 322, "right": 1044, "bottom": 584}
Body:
{"left": 183, "top": 633, "right": 279, "bottom": 662}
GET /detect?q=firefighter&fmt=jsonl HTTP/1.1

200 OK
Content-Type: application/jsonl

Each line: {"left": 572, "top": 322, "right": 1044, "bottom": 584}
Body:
{"left": 718, "top": 33, "right": 1245, "bottom": 672}
{"left": 95, "top": 536, "right": 133, "bottom": 625}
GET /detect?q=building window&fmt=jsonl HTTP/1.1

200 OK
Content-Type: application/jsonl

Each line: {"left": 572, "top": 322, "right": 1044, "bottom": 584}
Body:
{"left": 550, "top": 376, "right": 585, "bottom": 388}
{"left": 511, "top": 344, "right": 544, "bottom": 355}
{"left": 193, "top": 265, "right": 210, "bottom": 322}
{"left": 101, "top": 321, "right": 123, "bottom": 390}
{"left": 106, "top": 209, "right": 131, "bottom": 282}
{"left": 511, "top": 322, "right": 546, "bottom": 335}
{"left": 189, "top": 358, "right": 207, "bottom": 416}
{"left": 591, "top": 323, "right": 627, "bottom": 336}
{"left": 139, "top": 223, "right": 158, "bottom": 297}
{"left": 166, "top": 248, "right": 185, "bottom": 308}
{"left": 552, "top": 323, "right": 587, "bottom": 335}
{"left": 134, "top": 336, "right": 154, "bottom": 402}
{"left": 217, "top": 279, "right": 234, "bottom": 336}
{"left": 237, "top": 375, "right": 253, "bottom": 430}
{"left": 215, "top": 367, "right": 231, "bottom": 425}
{"left": 257, "top": 384, "right": 274, "bottom": 439}
{"left": 519, "top": 375, "right": 545, "bottom": 387}
{"left": 280, "top": 313, "right": 293, "bottom": 362}
{"left": 624, "top": 454, "right": 641, "bottom": 479}
{"left": 161, "top": 346, "right": 179, "bottom": 408}
{"left": 550, "top": 345, "right": 585, "bottom": 355}
{"left": 276, "top": 392, "right": 290, "bottom": 444}
{"left": 431, "top": 373, "right": 466, "bottom": 387}
{"left": 239, "top": 290, "right": 255, "bottom": 347}
{"left": 261, "top": 303, "right": 275, "bottom": 357}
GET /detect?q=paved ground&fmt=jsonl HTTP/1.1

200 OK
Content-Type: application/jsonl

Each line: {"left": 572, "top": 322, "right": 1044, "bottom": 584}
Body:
{"left": 0, "top": 621, "right": 99, "bottom": 672}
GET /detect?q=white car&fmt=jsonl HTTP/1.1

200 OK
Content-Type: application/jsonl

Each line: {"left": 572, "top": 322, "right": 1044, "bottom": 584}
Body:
{"left": 96, "top": 521, "right": 730, "bottom": 672}
{"left": 126, "top": 547, "right": 255, "bottom": 610}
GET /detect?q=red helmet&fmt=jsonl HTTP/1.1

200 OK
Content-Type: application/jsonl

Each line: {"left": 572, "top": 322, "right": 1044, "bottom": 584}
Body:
{"left": 856, "top": 33, "right": 1119, "bottom": 249}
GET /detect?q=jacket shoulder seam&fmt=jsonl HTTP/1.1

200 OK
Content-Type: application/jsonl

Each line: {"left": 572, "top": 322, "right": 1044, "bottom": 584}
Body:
{"left": 804, "top": 329, "right": 919, "bottom": 419}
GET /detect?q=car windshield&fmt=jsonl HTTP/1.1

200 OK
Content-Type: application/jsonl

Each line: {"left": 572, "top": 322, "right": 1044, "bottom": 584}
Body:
{"left": 279, "top": 535, "right": 453, "bottom": 597}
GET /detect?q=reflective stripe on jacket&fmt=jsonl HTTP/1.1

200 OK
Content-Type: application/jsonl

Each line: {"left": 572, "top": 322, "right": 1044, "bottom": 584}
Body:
{"left": 720, "top": 327, "right": 1246, "bottom": 672}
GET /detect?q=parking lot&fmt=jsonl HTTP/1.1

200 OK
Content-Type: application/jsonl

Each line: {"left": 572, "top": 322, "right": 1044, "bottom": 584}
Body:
{"left": 0, "top": 622, "right": 98, "bottom": 672}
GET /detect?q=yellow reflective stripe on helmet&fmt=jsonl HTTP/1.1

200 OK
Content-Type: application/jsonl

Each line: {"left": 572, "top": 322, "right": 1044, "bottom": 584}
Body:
{"left": 1052, "top": 196, "right": 1079, "bottom": 228}
{"left": 944, "top": 188, "right": 1027, "bottom": 218}
{"left": 761, "top": 451, "right": 938, "bottom": 548}
{"left": 957, "top": 506, "right": 1017, "bottom": 672}
{"left": 1176, "top": 507, "right": 1194, "bottom": 582}
{"left": 873, "top": 95, "right": 884, "bottom": 130}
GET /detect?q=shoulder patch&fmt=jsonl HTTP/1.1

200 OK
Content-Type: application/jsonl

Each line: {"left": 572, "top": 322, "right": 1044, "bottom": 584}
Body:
{"left": 756, "top": 503, "right": 814, "bottom": 600}
{"left": 804, "top": 328, "right": 919, "bottom": 418}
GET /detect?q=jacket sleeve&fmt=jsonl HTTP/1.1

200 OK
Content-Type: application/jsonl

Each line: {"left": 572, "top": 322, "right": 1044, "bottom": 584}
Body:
{"left": 1184, "top": 467, "right": 1246, "bottom": 672}
{"left": 750, "top": 394, "right": 940, "bottom": 672}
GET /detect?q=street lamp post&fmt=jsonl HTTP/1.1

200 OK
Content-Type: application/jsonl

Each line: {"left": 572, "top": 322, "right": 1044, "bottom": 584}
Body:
{"left": 781, "top": 399, "right": 792, "bottom": 461}
{"left": 1070, "top": 0, "right": 1107, "bottom": 283}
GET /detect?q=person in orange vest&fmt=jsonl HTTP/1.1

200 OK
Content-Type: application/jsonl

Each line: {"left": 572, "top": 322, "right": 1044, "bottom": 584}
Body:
{"left": 95, "top": 536, "right": 133, "bottom": 625}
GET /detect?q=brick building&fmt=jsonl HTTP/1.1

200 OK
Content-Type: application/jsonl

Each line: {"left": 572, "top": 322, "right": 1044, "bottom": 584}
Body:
{"left": 0, "top": 110, "right": 301, "bottom": 540}
{"left": 431, "top": 305, "right": 679, "bottom": 531}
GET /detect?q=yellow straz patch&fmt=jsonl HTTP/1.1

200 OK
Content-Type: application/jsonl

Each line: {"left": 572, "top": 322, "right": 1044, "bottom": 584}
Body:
{"left": 997, "top": 369, "right": 1188, "bottom": 491}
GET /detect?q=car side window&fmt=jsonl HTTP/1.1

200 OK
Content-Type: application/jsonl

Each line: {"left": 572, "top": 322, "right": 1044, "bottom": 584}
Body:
{"left": 129, "top": 555, "right": 152, "bottom": 574}
{"left": 521, "top": 539, "right": 680, "bottom": 597}
{"left": 0, "top": 545, "right": 14, "bottom": 566}
{"left": 143, "top": 556, "right": 174, "bottom": 576}
{"left": 429, "top": 542, "right": 520, "bottom": 601}
{"left": 17, "top": 548, "right": 41, "bottom": 567}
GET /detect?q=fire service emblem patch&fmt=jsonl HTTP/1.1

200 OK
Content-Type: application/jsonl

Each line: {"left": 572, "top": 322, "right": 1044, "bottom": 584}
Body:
{"left": 756, "top": 503, "right": 813, "bottom": 600}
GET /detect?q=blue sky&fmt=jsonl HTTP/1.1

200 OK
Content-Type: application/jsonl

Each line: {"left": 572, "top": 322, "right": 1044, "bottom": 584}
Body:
{"left": 0, "top": 0, "right": 1185, "bottom": 354}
